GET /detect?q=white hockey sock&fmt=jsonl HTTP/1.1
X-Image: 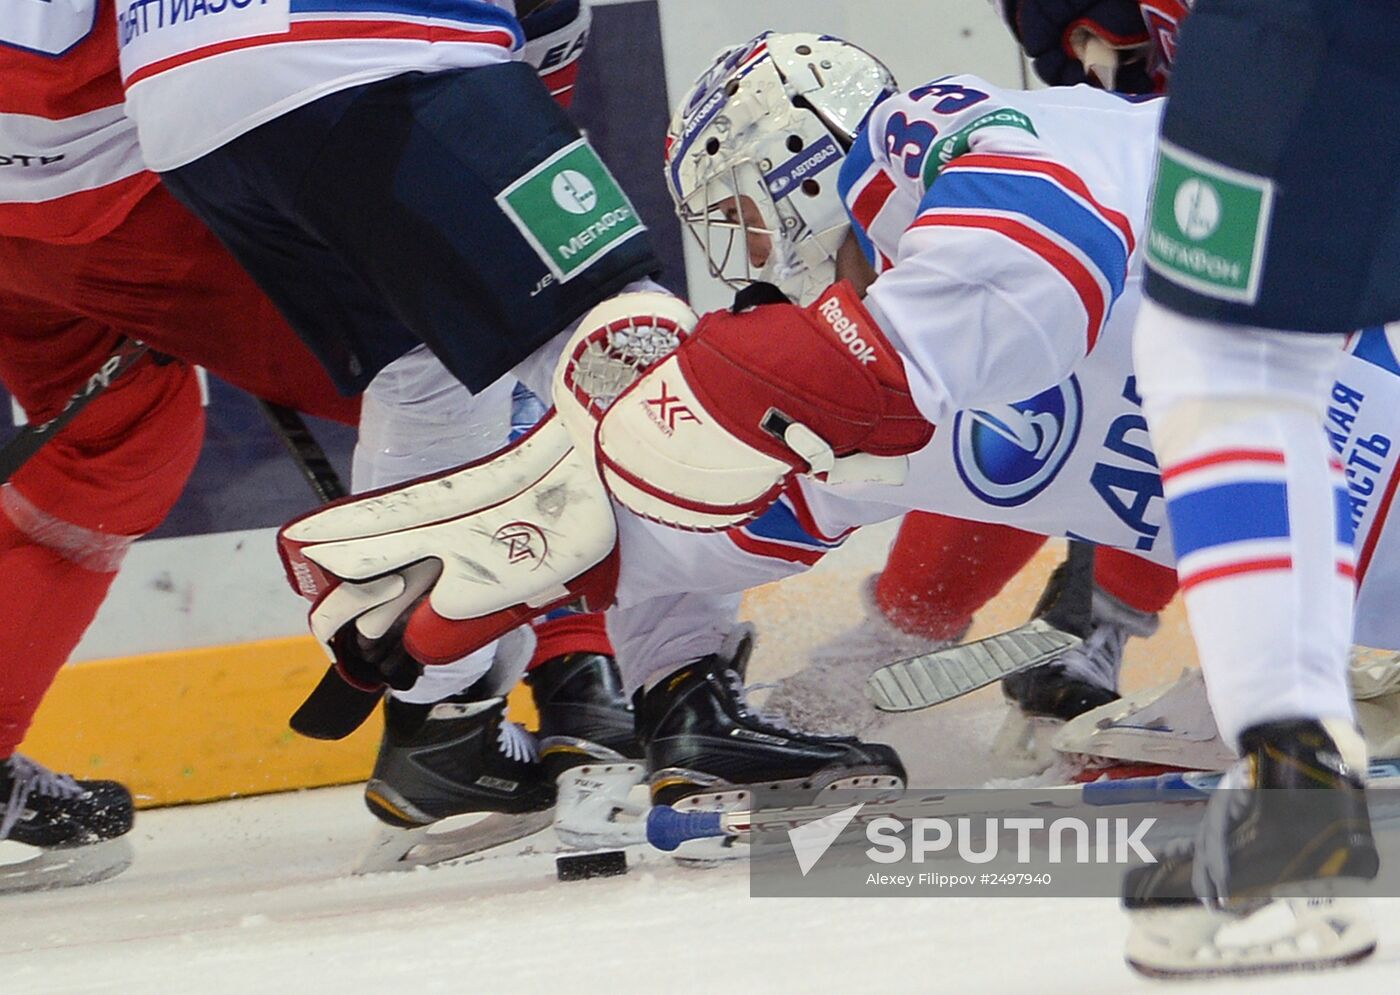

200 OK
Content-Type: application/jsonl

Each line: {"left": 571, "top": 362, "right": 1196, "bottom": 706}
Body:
{"left": 1135, "top": 301, "right": 1356, "bottom": 748}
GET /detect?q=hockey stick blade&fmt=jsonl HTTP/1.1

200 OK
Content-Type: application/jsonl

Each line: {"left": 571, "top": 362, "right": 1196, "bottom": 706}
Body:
{"left": 646, "top": 757, "right": 1400, "bottom": 851}
{"left": 865, "top": 617, "right": 1084, "bottom": 713}
{"left": 252, "top": 402, "right": 388, "bottom": 740}
{"left": 289, "top": 666, "right": 384, "bottom": 740}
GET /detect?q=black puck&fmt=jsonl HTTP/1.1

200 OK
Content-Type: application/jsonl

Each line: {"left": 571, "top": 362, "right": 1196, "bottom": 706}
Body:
{"left": 556, "top": 850, "right": 628, "bottom": 881}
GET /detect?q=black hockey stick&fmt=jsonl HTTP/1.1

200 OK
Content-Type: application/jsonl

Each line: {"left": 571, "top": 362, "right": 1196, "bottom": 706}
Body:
{"left": 0, "top": 337, "right": 151, "bottom": 484}
{"left": 256, "top": 400, "right": 348, "bottom": 502}
{"left": 866, "top": 540, "right": 1097, "bottom": 712}
{"left": 253, "top": 400, "right": 394, "bottom": 741}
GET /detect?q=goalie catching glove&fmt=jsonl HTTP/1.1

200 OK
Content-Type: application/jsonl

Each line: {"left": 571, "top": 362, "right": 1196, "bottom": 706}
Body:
{"left": 277, "top": 292, "right": 696, "bottom": 677}
{"left": 595, "top": 281, "right": 934, "bottom": 530}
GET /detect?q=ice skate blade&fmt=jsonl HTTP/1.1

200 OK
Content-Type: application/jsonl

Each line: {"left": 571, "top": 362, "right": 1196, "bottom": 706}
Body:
{"left": 354, "top": 809, "right": 555, "bottom": 874}
{"left": 553, "top": 762, "right": 650, "bottom": 850}
{"left": 654, "top": 772, "right": 905, "bottom": 866}
{"left": 539, "top": 737, "right": 635, "bottom": 780}
{"left": 0, "top": 836, "right": 133, "bottom": 895}
{"left": 1125, "top": 897, "right": 1376, "bottom": 978}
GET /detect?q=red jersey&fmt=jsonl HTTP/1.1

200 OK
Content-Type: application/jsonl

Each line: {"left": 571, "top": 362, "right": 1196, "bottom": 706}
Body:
{"left": 1, "top": 0, "right": 156, "bottom": 244}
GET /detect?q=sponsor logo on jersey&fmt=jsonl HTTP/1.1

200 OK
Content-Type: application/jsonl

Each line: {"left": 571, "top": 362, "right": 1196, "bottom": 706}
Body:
{"left": 551, "top": 169, "right": 597, "bottom": 214}
{"left": 952, "top": 377, "right": 1083, "bottom": 506}
{"left": 923, "top": 107, "right": 1037, "bottom": 183}
{"left": 116, "top": 0, "right": 290, "bottom": 82}
{"left": 816, "top": 295, "right": 877, "bottom": 365}
{"left": 764, "top": 135, "right": 842, "bottom": 201}
{"left": 1145, "top": 140, "right": 1273, "bottom": 303}
{"left": 0, "top": 154, "right": 65, "bottom": 168}
{"left": 497, "top": 139, "right": 645, "bottom": 282}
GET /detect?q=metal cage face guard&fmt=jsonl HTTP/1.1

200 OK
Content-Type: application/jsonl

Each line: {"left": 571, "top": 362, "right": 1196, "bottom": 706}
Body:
{"left": 673, "top": 160, "right": 793, "bottom": 295}
{"left": 665, "top": 32, "right": 898, "bottom": 305}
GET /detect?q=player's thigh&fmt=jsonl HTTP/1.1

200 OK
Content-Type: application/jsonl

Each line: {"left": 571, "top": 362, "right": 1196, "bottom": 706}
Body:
{"left": 78, "top": 186, "right": 360, "bottom": 424}
{"left": 0, "top": 268, "right": 121, "bottom": 423}
{"left": 1145, "top": 0, "right": 1400, "bottom": 331}
{"left": 158, "top": 162, "right": 420, "bottom": 397}
{"left": 294, "top": 62, "right": 661, "bottom": 394}
{"left": 6, "top": 350, "right": 205, "bottom": 534}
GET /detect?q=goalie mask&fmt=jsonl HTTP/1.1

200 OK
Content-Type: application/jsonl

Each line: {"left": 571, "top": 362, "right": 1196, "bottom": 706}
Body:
{"left": 664, "top": 32, "right": 897, "bottom": 305}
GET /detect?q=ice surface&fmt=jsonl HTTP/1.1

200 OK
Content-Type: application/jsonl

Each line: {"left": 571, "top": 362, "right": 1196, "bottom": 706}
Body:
{"left": 7, "top": 782, "right": 1400, "bottom": 995}
{"left": 8, "top": 530, "right": 1399, "bottom": 994}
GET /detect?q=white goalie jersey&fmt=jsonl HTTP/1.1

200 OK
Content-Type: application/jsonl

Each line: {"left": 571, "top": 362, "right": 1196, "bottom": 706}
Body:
{"left": 612, "top": 76, "right": 1400, "bottom": 654}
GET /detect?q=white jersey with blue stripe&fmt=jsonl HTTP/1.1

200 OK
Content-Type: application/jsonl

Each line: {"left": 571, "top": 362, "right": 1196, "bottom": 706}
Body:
{"left": 115, "top": 0, "right": 522, "bottom": 170}
{"left": 840, "top": 75, "right": 1162, "bottom": 425}
{"left": 607, "top": 78, "right": 1400, "bottom": 652}
{"left": 612, "top": 321, "right": 1400, "bottom": 654}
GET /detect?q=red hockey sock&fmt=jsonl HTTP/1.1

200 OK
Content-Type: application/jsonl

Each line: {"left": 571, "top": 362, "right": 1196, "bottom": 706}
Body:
{"left": 0, "top": 514, "right": 118, "bottom": 756}
{"left": 1095, "top": 548, "right": 1179, "bottom": 614}
{"left": 528, "top": 612, "right": 615, "bottom": 670}
{"left": 873, "top": 513, "right": 1047, "bottom": 640}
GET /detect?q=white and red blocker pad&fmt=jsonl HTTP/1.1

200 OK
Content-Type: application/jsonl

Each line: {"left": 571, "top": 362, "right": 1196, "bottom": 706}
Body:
{"left": 596, "top": 282, "right": 934, "bottom": 531}
{"left": 278, "top": 413, "right": 620, "bottom": 667}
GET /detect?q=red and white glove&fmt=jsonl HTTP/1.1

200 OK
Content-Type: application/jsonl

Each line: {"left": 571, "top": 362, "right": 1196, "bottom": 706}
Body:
{"left": 595, "top": 282, "right": 934, "bottom": 531}
{"left": 277, "top": 292, "right": 695, "bottom": 673}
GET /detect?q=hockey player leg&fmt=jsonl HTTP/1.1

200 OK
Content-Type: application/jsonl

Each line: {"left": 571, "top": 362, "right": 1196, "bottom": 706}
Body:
{"left": 1126, "top": 308, "right": 1371, "bottom": 973}
{"left": 327, "top": 318, "right": 672, "bottom": 866}
{"left": 347, "top": 355, "right": 555, "bottom": 870}
{"left": 997, "top": 548, "right": 1172, "bottom": 770}
{"left": 602, "top": 588, "right": 904, "bottom": 863}
{"left": 356, "top": 641, "right": 557, "bottom": 874}
{"left": 0, "top": 512, "right": 135, "bottom": 892}
{"left": 0, "top": 325, "right": 203, "bottom": 890}
{"left": 997, "top": 582, "right": 1162, "bottom": 772}
{"left": 1123, "top": 719, "right": 1377, "bottom": 976}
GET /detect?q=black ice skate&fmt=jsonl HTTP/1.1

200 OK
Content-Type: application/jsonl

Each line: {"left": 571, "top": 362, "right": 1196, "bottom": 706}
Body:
{"left": 0, "top": 754, "right": 134, "bottom": 894}
{"left": 1123, "top": 718, "right": 1378, "bottom": 977}
{"left": 527, "top": 652, "right": 650, "bottom": 850}
{"left": 526, "top": 652, "right": 642, "bottom": 778}
{"left": 1003, "top": 587, "right": 1158, "bottom": 722}
{"left": 993, "top": 587, "right": 1158, "bottom": 773}
{"left": 357, "top": 695, "right": 555, "bottom": 873}
{"left": 637, "top": 629, "right": 906, "bottom": 810}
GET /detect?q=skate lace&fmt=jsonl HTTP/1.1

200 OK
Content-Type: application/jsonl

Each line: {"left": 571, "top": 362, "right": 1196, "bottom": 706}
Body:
{"left": 721, "top": 670, "right": 808, "bottom": 736}
{"left": 497, "top": 721, "right": 538, "bottom": 765}
{"left": 1056, "top": 622, "right": 1129, "bottom": 690}
{"left": 0, "top": 755, "right": 82, "bottom": 841}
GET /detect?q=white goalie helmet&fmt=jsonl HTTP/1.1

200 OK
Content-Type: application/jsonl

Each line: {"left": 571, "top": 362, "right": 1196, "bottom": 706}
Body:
{"left": 665, "top": 32, "right": 898, "bottom": 305}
